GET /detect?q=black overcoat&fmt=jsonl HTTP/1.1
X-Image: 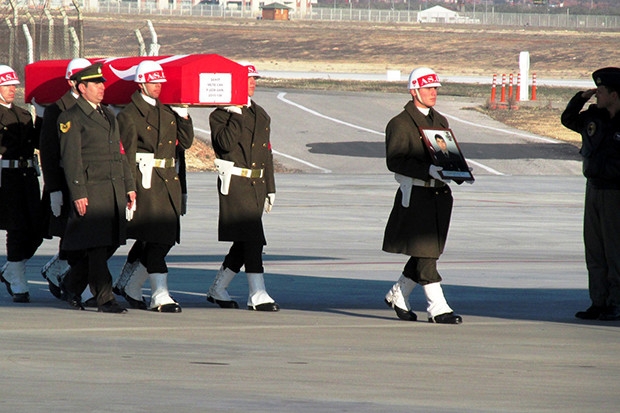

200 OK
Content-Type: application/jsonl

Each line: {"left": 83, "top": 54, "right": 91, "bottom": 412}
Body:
{"left": 57, "top": 97, "right": 136, "bottom": 250}
{"left": 0, "top": 104, "right": 42, "bottom": 232}
{"left": 117, "top": 91, "right": 194, "bottom": 245}
{"left": 39, "top": 91, "right": 77, "bottom": 237}
{"left": 210, "top": 102, "right": 275, "bottom": 244}
{"left": 382, "top": 100, "right": 453, "bottom": 258}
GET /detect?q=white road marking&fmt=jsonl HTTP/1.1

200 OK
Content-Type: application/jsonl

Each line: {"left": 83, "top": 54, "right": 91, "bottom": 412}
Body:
{"left": 277, "top": 92, "right": 506, "bottom": 175}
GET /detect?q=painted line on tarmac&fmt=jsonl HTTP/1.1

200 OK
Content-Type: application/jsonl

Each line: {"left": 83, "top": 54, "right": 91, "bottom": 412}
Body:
{"left": 277, "top": 92, "right": 384, "bottom": 135}
{"left": 277, "top": 92, "right": 504, "bottom": 176}
{"left": 444, "top": 113, "right": 559, "bottom": 144}
{"left": 193, "top": 124, "right": 332, "bottom": 173}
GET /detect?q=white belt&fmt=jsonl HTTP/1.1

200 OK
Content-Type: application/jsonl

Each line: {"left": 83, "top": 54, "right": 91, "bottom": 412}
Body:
{"left": 0, "top": 159, "right": 36, "bottom": 168}
{"left": 231, "top": 166, "right": 264, "bottom": 179}
{"left": 411, "top": 178, "right": 445, "bottom": 188}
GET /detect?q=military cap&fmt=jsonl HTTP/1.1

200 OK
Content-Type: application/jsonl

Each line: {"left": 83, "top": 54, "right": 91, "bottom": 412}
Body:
{"left": 70, "top": 62, "right": 106, "bottom": 83}
{"left": 592, "top": 67, "right": 620, "bottom": 89}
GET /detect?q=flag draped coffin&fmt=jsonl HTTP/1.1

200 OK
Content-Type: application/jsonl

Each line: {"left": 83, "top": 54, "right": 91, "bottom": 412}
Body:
{"left": 25, "top": 54, "right": 249, "bottom": 106}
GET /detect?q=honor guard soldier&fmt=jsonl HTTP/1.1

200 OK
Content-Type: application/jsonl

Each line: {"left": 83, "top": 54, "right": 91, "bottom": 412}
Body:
{"left": 207, "top": 62, "right": 279, "bottom": 311}
{"left": 57, "top": 63, "right": 136, "bottom": 313}
{"left": 0, "top": 64, "right": 43, "bottom": 303}
{"left": 36, "top": 58, "right": 95, "bottom": 305}
{"left": 382, "top": 67, "right": 462, "bottom": 324}
{"left": 561, "top": 67, "right": 620, "bottom": 321}
{"left": 114, "top": 60, "right": 194, "bottom": 313}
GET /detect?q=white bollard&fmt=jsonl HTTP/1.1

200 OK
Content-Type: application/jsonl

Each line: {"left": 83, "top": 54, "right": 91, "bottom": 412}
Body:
{"left": 519, "top": 51, "right": 530, "bottom": 101}
{"left": 386, "top": 70, "right": 401, "bottom": 82}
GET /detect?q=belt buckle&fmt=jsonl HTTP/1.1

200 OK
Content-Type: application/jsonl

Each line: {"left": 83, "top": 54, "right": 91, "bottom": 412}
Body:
{"left": 240, "top": 169, "right": 250, "bottom": 178}
{"left": 18, "top": 159, "right": 28, "bottom": 168}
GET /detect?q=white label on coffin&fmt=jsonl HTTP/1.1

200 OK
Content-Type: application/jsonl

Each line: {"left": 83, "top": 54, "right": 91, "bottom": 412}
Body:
{"left": 199, "top": 73, "right": 232, "bottom": 103}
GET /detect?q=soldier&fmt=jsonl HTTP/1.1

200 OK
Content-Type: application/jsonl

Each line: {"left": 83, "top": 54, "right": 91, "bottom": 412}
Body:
{"left": 36, "top": 58, "right": 95, "bottom": 305}
{"left": 0, "top": 64, "right": 43, "bottom": 303}
{"left": 382, "top": 67, "right": 462, "bottom": 324}
{"left": 207, "top": 62, "right": 279, "bottom": 312}
{"left": 57, "top": 63, "right": 136, "bottom": 313}
{"left": 561, "top": 67, "right": 620, "bottom": 321}
{"left": 114, "top": 60, "right": 194, "bottom": 313}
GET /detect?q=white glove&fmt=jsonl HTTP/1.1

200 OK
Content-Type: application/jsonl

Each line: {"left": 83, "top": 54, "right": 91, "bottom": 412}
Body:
{"left": 429, "top": 164, "right": 448, "bottom": 182}
{"left": 50, "top": 191, "right": 63, "bottom": 217}
{"left": 126, "top": 199, "right": 136, "bottom": 221}
{"left": 264, "top": 193, "right": 275, "bottom": 213}
{"left": 31, "top": 97, "right": 46, "bottom": 118}
{"left": 223, "top": 105, "right": 242, "bottom": 115}
{"left": 171, "top": 105, "right": 189, "bottom": 118}
{"left": 181, "top": 194, "right": 188, "bottom": 216}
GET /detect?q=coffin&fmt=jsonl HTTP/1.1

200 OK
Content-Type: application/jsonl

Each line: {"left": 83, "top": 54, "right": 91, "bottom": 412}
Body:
{"left": 24, "top": 54, "right": 249, "bottom": 106}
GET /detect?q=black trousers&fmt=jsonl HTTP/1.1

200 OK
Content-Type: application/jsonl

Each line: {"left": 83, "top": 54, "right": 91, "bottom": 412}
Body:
{"left": 5, "top": 228, "right": 42, "bottom": 262}
{"left": 223, "top": 241, "right": 264, "bottom": 274}
{"left": 402, "top": 256, "right": 442, "bottom": 285}
{"left": 64, "top": 246, "right": 117, "bottom": 306}
{"left": 125, "top": 240, "right": 172, "bottom": 274}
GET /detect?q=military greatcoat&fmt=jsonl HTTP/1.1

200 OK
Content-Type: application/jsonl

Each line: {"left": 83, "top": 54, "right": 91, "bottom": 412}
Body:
{"left": 0, "top": 103, "right": 42, "bottom": 234}
{"left": 117, "top": 90, "right": 194, "bottom": 245}
{"left": 209, "top": 102, "right": 275, "bottom": 244}
{"left": 39, "top": 90, "right": 78, "bottom": 238}
{"left": 57, "top": 97, "right": 136, "bottom": 251}
{"left": 382, "top": 100, "right": 453, "bottom": 258}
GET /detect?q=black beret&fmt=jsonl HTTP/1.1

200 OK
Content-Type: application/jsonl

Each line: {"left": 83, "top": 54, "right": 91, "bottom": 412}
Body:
{"left": 70, "top": 62, "right": 106, "bottom": 83}
{"left": 592, "top": 67, "right": 620, "bottom": 89}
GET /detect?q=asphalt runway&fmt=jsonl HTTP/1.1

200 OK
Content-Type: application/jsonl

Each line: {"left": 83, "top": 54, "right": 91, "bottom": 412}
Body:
{"left": 2, "top": 88, "right": 618, "bottom": 413}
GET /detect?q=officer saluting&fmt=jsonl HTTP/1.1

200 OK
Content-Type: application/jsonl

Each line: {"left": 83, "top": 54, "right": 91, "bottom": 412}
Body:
{"left": 57, "top": 63, "right": 136, "bottom": 313}
{"left": 0, "top": 64, "right": 43, "bottom": 303}
{"left": 562, "top": 67, "right": 620, "bottom": 321}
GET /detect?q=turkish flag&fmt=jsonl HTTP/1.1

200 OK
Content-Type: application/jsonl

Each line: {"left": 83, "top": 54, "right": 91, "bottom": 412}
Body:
{"left": 25, "top": 54, "right": 249, "bottom": 107}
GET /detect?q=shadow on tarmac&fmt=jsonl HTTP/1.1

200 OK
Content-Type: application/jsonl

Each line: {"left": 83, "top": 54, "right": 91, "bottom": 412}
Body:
{"left": 305, "top": 140, "right": 581, "bottom": 162}
{"left": 3, "top": 254, "right": 617, "bottom": 328}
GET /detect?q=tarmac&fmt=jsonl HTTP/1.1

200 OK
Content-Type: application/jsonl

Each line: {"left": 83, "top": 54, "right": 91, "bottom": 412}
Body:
{"left": 1, "top": 88, "right": 619, "bottom": 412}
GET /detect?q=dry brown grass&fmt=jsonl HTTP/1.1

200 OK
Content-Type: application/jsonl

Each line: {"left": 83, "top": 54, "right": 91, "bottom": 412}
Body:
{"left": 25, "top": 15, "right": 610, "bottom": 169}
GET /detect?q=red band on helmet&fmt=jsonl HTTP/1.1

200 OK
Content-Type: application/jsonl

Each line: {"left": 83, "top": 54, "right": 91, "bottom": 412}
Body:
{"left": 0, "top": 71, "right": 18, "bottom": 84}
{"left": 411, "top": 74, "right": 439, "bottom": 88}
{"left": 139, "top": 70, "right": 166, "bottom": 83}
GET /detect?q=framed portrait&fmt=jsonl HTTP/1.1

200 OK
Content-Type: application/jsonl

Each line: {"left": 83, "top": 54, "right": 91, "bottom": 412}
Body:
{"left": 419, "top": 127, "right": 474, "bottom": 182}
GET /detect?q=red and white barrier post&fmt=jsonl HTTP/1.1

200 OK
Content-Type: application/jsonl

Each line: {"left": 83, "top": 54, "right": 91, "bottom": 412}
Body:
{"left": 490, "top": 74, "right": 497, "bottom": 107}
{"left": 531, "top": 72, "right": 537, "bottom": 101}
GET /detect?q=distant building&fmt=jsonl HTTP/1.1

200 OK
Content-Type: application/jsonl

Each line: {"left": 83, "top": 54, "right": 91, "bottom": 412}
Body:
{"left": 261, "top": 2, "right": 292, "bottom": 19}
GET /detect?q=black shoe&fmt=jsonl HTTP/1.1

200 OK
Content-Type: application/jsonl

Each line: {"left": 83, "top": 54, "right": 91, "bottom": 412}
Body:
{"left": 0, "top": 273, "right": 13, "bottom": 296}
{"left": 150, "top": 302, "right": 182, "bottom": 313}
{"left": 384, "top": 298, "right": 417, "bottom": 321}
{"left": 123, "top": 293, "right": 148, "bottom": 310}
{"left": 98, "top": 300, "right": 127, "bottom": 314}
{"left": 248, "top": 302, "right": 280, "bottom": 312}
{"left": 59, "top": 281, "right": 83, "bottom": 310}
{"left": 47, "top": 280, "right": 63, "bottom": 300}
{"left": 13, "top": 292, "right": 30, "bottom": 303}
{"left": 599, "top": 306, "right": 620, "bottom": 321}
{"left": 207, "top": 295, "right": 239, "bottom": 309}
{"left": 83, "top": 297, "right": 98, "bottom": 308}
{"left": 429, "top": 312, "right": 463, "bottom": 324}
{"left": 575, "top": 305, "right": 606, "bottom": 320}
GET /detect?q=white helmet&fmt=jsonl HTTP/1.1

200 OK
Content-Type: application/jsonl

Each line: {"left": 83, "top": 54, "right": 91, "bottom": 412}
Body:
{"left": 0, "top": 65, "right": 20, "bottom": 86}
{"left": 65, "top": 58, "right": 91, "bottom": 80}
{"left": 408, "top": 67, "right": 441, "bottom": 90}
{"left": 134, "top": 60, "right": 167, "bottom": 83}
{"left": 237, "top": 60, "right": 261, "bottom": 78}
